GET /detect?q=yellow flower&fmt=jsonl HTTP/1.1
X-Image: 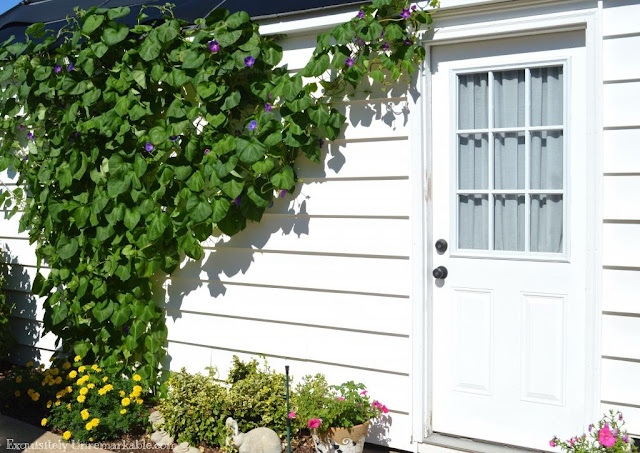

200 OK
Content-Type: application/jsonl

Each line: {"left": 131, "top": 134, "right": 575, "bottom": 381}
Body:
{"left": 66, "top": 386, "right": 72, "bottom": 393}
{"left": 27, "top": 389, "right": 34, "bottom": 396}
{"left": 74, "top": 355, "right": 81, "bottom": 362}
{"left": 102, "top": 376, "right": 108, "bottom": 382}
{"left": 81, "top": 409, "right": 90, "bottom": 421}
{"left": 41, "top": 418, "right": 47, "bottom": 427}
{"left": 98, "top": 388, "right": 106, "bottom": 396}
{"left": 91, "top": 364, "right": 98, "bottom": 371}
{"left": 15, "top": 376, "right": 22, "bottom": 383}
{"left": 90, "top": 418, "right": 100, "bottom": 427}
{"left": 89, "top": 438, "right": 93, "bottom": 442}
{"left": 121, "top": 397, "right": 131, "bottom": 407}
{"left": 133, "top": 374, "right": 141, "bottom": 382}
{"left": 14, "top": 390, "right": 20, "bottom": 397}
{"left": 85, "top": 422, "right": 93, "bottom": 431}
{"left": 119, "top": 390, "right": 125, "bottom": 397}
{"left": 62, "top": 362, "right": 71, "bottom": 370}
{"left": 69, "top": 370, "right": 78, "bottom": 379}
{"left": 31, "top": 392, "right": 40, "bottom": 402}
{"left": 55, "top": 401, "right": 61, "bottom": 407}
{"left": 105, "top": 384, "right": 114, "bottom": 391}
{"left": 87, "top": 383, "right": 95, "bottom": 389}
{"left": 65, "top": 403, "right": 70, "bottom": 409}
{"left": 26, "top": 361, "right": 34, "bottom": 368}
{"left": 120, "top": 409, "right": 127, "bottom": 415}
{"left": 46, "top": 400, "right": 52, "bottom": 409}
{"left": 96, "top": 368, "right": 102, "bottom": 372}
{"left": 133, "top": 385, "right": 143, "bottom": 393}
{"left": 78, "top": 366, "right": 86, "bottom": 373}
{"left": 63, "top": 431, "right": 72, "bottom": 441}
{"left": 79, "top": 387, "right": 88, "bottom": 395}
{"left": 55, "top": 377, "right": 63, "bottom": 384}
{"left": 51, "top": 368, "right": 59, "bottom": 376}
{"left": 136, "top": 398, "right": 143, "bottom": 404}
{"left": 77, "top": 395, "right": 86, "bottom": 403}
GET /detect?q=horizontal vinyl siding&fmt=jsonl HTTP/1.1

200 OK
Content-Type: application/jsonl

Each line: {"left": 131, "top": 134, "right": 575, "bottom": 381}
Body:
{"left": 600, "top": 1, "right": 640, "bottom": 436}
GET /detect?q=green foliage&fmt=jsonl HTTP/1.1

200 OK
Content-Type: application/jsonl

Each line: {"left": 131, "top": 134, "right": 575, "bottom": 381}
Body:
{"left": 0, "top": 274, "right": 14, "bottom": 358}
{"left": 293, "top": 375, "right": 386, "bottom": 430}
{"left": 160, "top": 367, "right": 230, "bottom": 446}
{"left": 47, "top": 360, "right": 149, "bottom": 442}
{"left": 0, "top": 1, "right": 438, "bottom": 385}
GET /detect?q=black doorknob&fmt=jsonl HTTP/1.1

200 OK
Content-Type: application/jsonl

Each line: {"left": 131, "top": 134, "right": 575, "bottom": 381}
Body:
{"left": 432, "top": 266, "right": 448, "bottom": 279}
{"left": 435, "top": 239, "right": 448, "bottom": 253}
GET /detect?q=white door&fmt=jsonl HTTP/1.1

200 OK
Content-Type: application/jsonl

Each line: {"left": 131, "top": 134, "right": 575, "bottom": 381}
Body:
{"left": 430, "top": 31, "right": 589, "bottom": 450}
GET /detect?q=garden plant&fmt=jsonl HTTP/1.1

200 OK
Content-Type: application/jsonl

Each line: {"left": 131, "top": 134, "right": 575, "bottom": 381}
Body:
{"left": 550, "top": 410, "right": 637, "bottom": 452}
{"left": 0, "top": 0, "right": 438, "bottom": 385}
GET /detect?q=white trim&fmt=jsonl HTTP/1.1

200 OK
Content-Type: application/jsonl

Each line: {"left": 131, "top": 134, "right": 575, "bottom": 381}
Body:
{"left": 413, "top": 4, "right": 601, "bottom": 447}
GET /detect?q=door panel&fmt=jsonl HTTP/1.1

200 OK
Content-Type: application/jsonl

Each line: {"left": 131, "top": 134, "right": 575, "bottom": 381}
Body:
{"left": 430, "top": 31, "right": 588, "bottom": 451}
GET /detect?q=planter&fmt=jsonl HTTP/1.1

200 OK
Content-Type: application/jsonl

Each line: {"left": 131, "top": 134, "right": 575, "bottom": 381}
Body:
{"left": 311, "top": 421, "right": 370, "bottom": 453}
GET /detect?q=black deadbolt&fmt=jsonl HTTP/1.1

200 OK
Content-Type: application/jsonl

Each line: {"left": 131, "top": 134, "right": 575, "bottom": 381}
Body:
{"left": 435, "top": 239, "right": 448, "bottom": 253}
{"left": 432, "top": 266, "right": 448, "bottom": 279}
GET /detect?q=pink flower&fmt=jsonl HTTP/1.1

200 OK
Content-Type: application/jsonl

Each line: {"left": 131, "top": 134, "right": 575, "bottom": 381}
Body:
{"left": 599, "top": 424, "right": 616, "bottom": 448}
{"left": 360, "top": 391, "right": 367, "bottom": 396}
{"left": 288, "top": 411, "right": 296, "bottom": 419}
{"left": 381, "top": 405, "right": 388, "bottom": 414}
{"left": 337, "top": 397, "right": 345, "bottom": 401}
{"left": 549, "top": 439, "right": 557, "bottom": 448}
{"left": 372, "top": 400, "right": 382, "bottom": 408}
{"left": 308, "top": 419, "right": 322, "bottom": 429}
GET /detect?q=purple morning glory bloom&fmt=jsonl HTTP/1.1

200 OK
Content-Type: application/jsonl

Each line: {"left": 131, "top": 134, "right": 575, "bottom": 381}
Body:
{"left": 27, "top": 131, "right": 34, "bottom": 141}
{"left": 623, "top": 435, "right": 629, "bottom": 443}
{"left": 280, "top": 189, "right": 287, "bottom": 198}
{"left": 204, "top": 148, "right": 211, "bottom": 155}
{"left": 356, "top": 10, "right": 365, "bottom": 19}
{"left": 209, "top": 40, "right": 220, "bottom": 53}
{"left": 244, "top": 56, "right": 255, "bottom": 67}
{"left": 145, "top": 142, "right": 154, "bottom": 152}
{"left": 24, "top": 155, "right": 28, "bottom": 161}
{"left": 355, "top": 37, "right": 365, "bottom": 46}
{"left": 169, "top": 135, "right": 179, "bottom": 142}
{"left": 345, "top": 57, "right": 355, "bottom": 67}
{"left": 411, "top": 4, "right": 417, "bottom": 10}
{"left": 18, "top": 125, "right": 24, "bottom": 131}
{"left": 234, "top": 197, "right": 241, "bottom": 206}
{"left": 265, "top": 102, "right": 272, "bottom": 113}
{"left": 404, "top": 38, "right": 413, "bottom": 45}
{"left": 401, "top": 8, "right": 411, "bottom": 18}
{"left": 248, "top": 120, "right": 258, "bottom": 131}
{"left": 68, "top": 63, "right": 75, "bottom": 71}
{"left": 54, "top": 65, "right": 62, "bottom": 74}
{"left": 380, "top": 30, "right": 385, "bottom": 38}
{"left": 382, "top": 42, "right": 390, "bottom": 51}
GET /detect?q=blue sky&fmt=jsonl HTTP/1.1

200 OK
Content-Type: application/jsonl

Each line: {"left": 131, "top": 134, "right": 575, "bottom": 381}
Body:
{"left": 0, "top": 0, "right": 21, "bottom": 16}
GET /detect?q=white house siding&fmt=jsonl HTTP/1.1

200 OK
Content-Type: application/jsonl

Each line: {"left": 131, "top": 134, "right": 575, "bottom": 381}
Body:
{"left": 0, "top": 28, "right": 416, "bottom": 449}
{"left": 601, "top": 0, "right": 640, "bottom": 438}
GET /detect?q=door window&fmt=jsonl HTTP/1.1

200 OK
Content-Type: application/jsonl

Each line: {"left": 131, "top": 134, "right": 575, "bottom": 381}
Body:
{"left": 455, "top": 65, "right": 565, "bottom": 254}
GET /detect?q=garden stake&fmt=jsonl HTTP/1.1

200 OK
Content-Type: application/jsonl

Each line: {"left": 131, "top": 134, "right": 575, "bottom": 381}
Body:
{"left": 286, "top": 365, "right": 291, "bottom": 453}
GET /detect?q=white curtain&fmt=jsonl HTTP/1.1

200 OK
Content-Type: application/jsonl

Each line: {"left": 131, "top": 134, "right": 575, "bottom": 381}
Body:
{"left": 457, "top": 68, "right": 564, "bottom": 252}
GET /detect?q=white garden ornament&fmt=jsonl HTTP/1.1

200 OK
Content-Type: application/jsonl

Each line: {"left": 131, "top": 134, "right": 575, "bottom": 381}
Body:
{"left": 225, "top": 417, "right": 283, "bottom": 453}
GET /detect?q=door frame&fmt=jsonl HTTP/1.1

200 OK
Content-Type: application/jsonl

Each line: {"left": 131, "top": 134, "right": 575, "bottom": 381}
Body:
{"left": 409, "top": 1, "right": 603, "bottom": 446}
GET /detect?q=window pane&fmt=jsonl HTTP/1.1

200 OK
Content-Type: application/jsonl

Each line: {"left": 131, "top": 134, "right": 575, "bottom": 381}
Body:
{"left": 530, "top": 195, "right": 563, "bottom": 253}
{"left": 458, "top": 134, "right": 488, "bottom": 190}
{"left": 494, "top": 132, "right": 525, "bottom": 190}
{"left": 458, "top": 73, "right": 488, "bottom": 129}
{"left": 494, "top": 195, "right": 525, "bottom": 251}
{"left": 459, "top": 195, "right": 489, "bottom": 250}
{"left": 530, "top": 131, "right": 563, "bottom": 190}
{"left": 493, "top": 70, "right": 525, "bottom": 128}
{"left": 531, "top": 67, "right": 563, "bottom": 126}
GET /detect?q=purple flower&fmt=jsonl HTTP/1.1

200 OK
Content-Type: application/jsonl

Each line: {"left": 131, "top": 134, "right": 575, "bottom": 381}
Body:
{"left": 382, "top": 42, "right": 390, "bottom": 51}
{"left": 345, "top": 57, "right": 355, "bottom": 67}
{"left": 613, "top": 429, "right": 619, "bottom": 437}
{"left": 209, "top": 40, "right": 220, "bottom": 53}
{"left": 588, "top": 424, "right": 593, "bottom": 432}
{"left": 356, "top": 10, "right": 364, "bottom": 19}
{"left": 619, "top": 414, "right": 624, "bottom": 421}
{"left": 234, "top": 197, "right": 241, "bottom": 206}
{"left": 24, "top": 155, "right": 28, "bottom": 161}
{"left": 623, "top": 435, "right": 629, "bottom": 443}
{"left": 248, "top": 120, "right": 258, "bottom": 131}
{"left": 355, "top": 37, "right": 365, "bottom": 46}
{"left": 380, "top": 30, "right": 385, "bottom": 39}
{"left": 318, "top": 139, "right": 324, "bottom": 148}
{"left": 411, "top": 4, "right": 417, "bottom": 10}
{"left": 54, "top": 65, "right": 62, "bottom": 74}
{"left": 18, "top": 125, "right": 24, "bottom": 131}
{"left": 401, "top": 8, "right": 411, "bottom": 18}
{"left": 280, "top": 189, "right": 287, "bottom": 198}
{"left": 68, "top": 63, "right": 75, "bottom": 71}
{"left": 265, "top": 102, "right": 272, "bottom": 113}
{"left": 27, "top": 131, "right": 34, "bottom": 141}
{"left": 169, "top": 135, "right": 179, "bottom": 142}
{"left": 123, "top": 326, "right": 130, "bottom": 335}
{"left": 204, "top": 148, "right": 211, "bottom": 155}
{"left": 145, "top": 142, "right": 154, "bottom": 152}
{"left": 244, "top": 56, "right": 255, "bottom": 67}
{"left": 404, "top": 38, "right": 413, "bottom": 46}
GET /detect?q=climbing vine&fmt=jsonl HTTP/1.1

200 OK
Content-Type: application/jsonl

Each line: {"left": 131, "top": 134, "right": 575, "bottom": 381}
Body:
{"left": 0, "top": 0, "right": 438, "bottom": 384}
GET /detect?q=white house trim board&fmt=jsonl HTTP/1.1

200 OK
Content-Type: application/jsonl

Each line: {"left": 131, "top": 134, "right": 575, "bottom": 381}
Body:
{"left": 413, "top": 2, "right": 602, "bottom": 450}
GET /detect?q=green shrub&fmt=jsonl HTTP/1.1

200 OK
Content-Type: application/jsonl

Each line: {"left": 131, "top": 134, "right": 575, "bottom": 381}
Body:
{"left": 160, "top": 368, "right": 230, "bottom": 446}
{"left": 0, "top": 274, "right": 15, "bottom": 359}
{"left": 226, "top": 356, "right": 291, "bottom": 438}
{"left": 48, "top": 359, "right": 149, "bottom": 442}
